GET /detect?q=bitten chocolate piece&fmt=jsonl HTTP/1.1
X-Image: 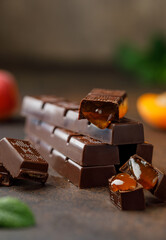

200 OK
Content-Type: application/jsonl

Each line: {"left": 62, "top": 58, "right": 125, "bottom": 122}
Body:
{"left": 25, "top": 118, "right": 120, "bottom": 166}
{"left": 120, "top": 154, "right": 166, "bottom": 201}
{"left": 29, "top": 136, "right": 116, "bottom": 188}
{"left": 22, "top": 96, "right": 144, "bottom": 145}
{"left": 79, "top": 89, "right": 128, "bottom": 129}
{"left": 109, "top": 173, "right": 145, "bottom": 210}
{"left": 0, "top": 164, "right": 13, "bottom": 186}
{"left": 0, "top": 138, "right": 48, "bottom": 183}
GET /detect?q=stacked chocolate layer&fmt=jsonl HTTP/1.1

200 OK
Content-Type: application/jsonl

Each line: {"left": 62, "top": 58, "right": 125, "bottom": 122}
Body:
{"left": 22, "top": 91, "right": 153, "bottom": 188}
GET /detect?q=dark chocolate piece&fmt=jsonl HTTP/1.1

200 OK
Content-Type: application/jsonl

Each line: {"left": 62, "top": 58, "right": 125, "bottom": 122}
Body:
{"left": 118, "top": 142, "right": 153, "bottom": 168}
{"left": 25, "top": 118, "right": 120, "bottom": 166}
{"left": 79, "top": 89, "right": 127, "bottom": 129}
{"left": 109, "top": 174, "right": 145, "bottom": 210}
{"left": 29, "top": 136, "right": 116, "bottom": 188}
{"left": 120, "top": 154, "right": 166, "bottom": 201}
{"left": 0, "top": 138, "right": 48, "bottom": 183}
{"left": 136, "top": 142, "right": 153, "bottom": 163}
{"left": 21, "top": 95, "right": 144, "bottom": 145}
{"left": 0, "top": 164, "right": 13, "bottom": 186}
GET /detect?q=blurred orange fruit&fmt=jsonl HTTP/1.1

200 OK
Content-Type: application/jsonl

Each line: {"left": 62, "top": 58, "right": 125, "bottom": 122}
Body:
{"left": 137, "top": 92, "right": 166, "bottom": 129}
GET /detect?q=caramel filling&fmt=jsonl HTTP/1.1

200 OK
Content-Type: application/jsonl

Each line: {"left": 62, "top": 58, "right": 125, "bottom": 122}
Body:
{"left": 82, "top": 98, "right": 128, "bottom": 129}
{"left": 129, "top": 157, "right": 158, "bottom": 190}
{"left": 119, "top": 98, "right": 128, "bottom": 118}
{"left": 109, "top": 173, "right": 137, "bottom": 192}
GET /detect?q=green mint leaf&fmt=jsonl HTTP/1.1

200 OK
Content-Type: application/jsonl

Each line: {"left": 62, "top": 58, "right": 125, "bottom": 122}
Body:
{"left": 0, "top": 197, "right": 35, "bottom": 228}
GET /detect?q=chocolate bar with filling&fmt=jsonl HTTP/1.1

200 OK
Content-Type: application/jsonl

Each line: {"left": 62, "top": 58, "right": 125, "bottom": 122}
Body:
{"left": 25, "top": 118, "right": 120, "bottom": 166}
{"left": 109, "top": 173, "right": 145, "bottom": 210}
{"left": 120, "top": 154, "right": 166, "bottom": 202}
{"left": 28, "top": 136, "right": 116, "bottom": 188}
{"left": 0, "top": 138, "right": 48, "bottom": 183}
{"left": 21, "top": 95, "right": 144, "bottom": 145}
{"left": 79, "top": 89, "right": 128, "bottom": 129}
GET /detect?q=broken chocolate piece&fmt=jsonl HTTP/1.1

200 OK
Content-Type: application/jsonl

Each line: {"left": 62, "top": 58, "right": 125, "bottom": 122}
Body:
{"left": 0, "top": 138, "right": 48, "bottom": 183}
{"left": 109, "top": 174, "right": 145, "bottom": 210}
{"left": 79, "top": 89, "right": 128, "bottom": 129}
{"left": 29, "top": 136, "right": 116, "bottom": 188}
{"left": 22, "top": 96, "right": 143, "bottom": 145}
{"left": 120, "top": 154, "right": 166, "bottom": 201}
{"left": 120, "top": 154, "right": 158, "bottom": 190}
{"left": 0, "top": 164, "right": 13, "bottom": 186}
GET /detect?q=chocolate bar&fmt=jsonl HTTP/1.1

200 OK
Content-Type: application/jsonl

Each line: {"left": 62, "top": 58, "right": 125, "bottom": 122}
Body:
{"left": 79, "top": 89, "right": 128, "bottom": 129}
{"left": 25, "top": 118, "right": 120, "bottom": 166}
{"left": 21, "top": 96, "right": 144, "bottom": 145}
{"left": 25, "top": 118, "right": 152, "bottom": 167}
{"left": 0, "top": 164, "right": 13, "bottom": 186}
{"left": 0, "top": 138, "right": 48, "bottom": 183}
{"left": 109, "top": 173, "right": 145, "bottom": 210}
{"left": 120, "top": 154, "right": 166, "bottom": 201}
{"left": 28, "top": 136, "right": 116, "bottom": 188}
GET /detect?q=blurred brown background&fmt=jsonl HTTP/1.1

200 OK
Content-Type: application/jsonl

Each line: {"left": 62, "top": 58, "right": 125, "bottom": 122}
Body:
{"left": 0, "top": 1, "right": 165, "bottom": 99}
{"left": 0, "top": 1, "right": 166, "bottom": 63}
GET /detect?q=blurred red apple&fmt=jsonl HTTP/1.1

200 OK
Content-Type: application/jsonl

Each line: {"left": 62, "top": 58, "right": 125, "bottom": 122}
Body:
{"left": 0, "top": 70, "right": 20, "bottom": 119}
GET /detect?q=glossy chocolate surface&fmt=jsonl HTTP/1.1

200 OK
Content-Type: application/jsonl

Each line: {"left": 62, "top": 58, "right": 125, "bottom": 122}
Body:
{"left": 120, "top": 154, "right": 166, "bottom": 201}
{"left": 0, "top": 138, "right": 48, "bottom": 183}
{"left": 25, "top": 118, "right": 120, "bottom": 166}
{"left": 79, "top": 89, "right": 127, "bottom": 129}
{"left": 29, "top": 136, "right": 116, "bottom": 188}
{"left": 109, "top": 173, "right": 137, "bottom": 192}
{"left": 109, "top": 175, "right": 145, "bottom": 210}
{"left": 22, "top": 95, "right": 144, "bottom": 145}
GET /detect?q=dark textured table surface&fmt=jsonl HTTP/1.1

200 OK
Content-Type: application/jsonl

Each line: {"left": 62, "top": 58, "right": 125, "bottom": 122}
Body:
{"left": 0, "top": 70, "right": 166, "bottom": 240}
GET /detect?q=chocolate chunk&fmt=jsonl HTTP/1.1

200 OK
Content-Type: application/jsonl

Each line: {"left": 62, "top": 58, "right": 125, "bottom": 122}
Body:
{"left": 118, "top": 142, "right": 153, "bottom": 168}
{"left": 21, "top": 96, "right": 144, "bottom": 145}
{"left": 25, "top": 118, "right": 120, "bottom": 166}
{"left": 136, "top": 142, "right": 153, "bottom": 163}
{"left": 29, "top": 136, "right": 116, "bottom": 188}
{"left": 109, "top": 174, "right": 145, "bottom": 210}
{"left": 0, "top": 138, "right": 48, "bottom": 183}
{"left": 79, "top": 89, "right": 128, "bottom": 129}
{"left": 0, "top": 164, "right": 13, "bottom": 186}
{"left": 120, "top": 154, "right": 166, "bottom": 201}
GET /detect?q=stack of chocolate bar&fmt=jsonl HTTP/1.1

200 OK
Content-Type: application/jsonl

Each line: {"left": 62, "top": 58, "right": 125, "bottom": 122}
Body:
{"left": 21, "top": 89, "right": 153, "bottom": 189}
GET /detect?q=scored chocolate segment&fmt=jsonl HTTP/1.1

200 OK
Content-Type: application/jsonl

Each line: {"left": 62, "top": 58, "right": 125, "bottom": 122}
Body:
{"left": 21, "top": 95, "right": 65, "bottom": 120}
{"left": 109, "top": 174, "right": 145, "bottom": 211}
{"left": 0, "top": 138, "right": 48, "bottom": 183}
{"left": 79, "top": 89, "right": 127, "bottom": 129}
{"left": 120, "top": 154, "right": 166, "bottom": 201}
{"left": 22, "top": 95, "right": 144, "bottom": 145}
{"left": 25, "top": 118, "right": 120, "bottom": 166}
{"left": 29, "top": 136, "right": 116, "bottom": 188}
